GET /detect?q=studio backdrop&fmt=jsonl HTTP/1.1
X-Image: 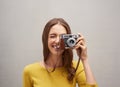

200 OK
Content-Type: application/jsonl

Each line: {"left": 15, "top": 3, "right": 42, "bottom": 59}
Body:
{"left": 0, "top": 0, "right": 120, "bottom": 87}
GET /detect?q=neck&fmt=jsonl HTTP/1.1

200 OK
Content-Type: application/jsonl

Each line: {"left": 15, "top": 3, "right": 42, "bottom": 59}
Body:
{"left": 45, "top": 54, "right": 63, "bottom": 68}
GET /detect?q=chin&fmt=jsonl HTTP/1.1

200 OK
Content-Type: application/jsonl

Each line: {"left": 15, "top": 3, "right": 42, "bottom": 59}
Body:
{"left": 50, "top": 50, "right": 63, "bottom": 56}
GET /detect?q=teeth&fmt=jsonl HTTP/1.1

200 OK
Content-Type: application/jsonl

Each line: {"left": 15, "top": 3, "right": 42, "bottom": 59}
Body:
{"left": 56, "top": 45, "right": 60, "bottom": 49}
{"left": 54, "top": 45, "right": 60, "bottom": 49}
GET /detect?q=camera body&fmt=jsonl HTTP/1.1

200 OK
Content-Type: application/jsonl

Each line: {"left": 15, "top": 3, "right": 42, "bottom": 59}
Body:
{"left": 60, "top": 34, "right": 80, "bottom": 49}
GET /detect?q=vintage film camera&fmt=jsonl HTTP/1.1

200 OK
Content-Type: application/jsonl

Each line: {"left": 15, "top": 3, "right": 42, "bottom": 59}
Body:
{"left": 60, "top": 34, "right": 80, "bottom": 49}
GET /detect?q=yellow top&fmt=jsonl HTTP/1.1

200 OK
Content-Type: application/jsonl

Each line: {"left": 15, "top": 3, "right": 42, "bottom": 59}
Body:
{"left": 23, "top": 61, "right": 97, "bottom": 87}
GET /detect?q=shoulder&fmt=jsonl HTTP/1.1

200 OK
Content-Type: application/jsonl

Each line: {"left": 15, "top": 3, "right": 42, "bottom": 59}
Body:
{"left": 72, "top": 60, "right": 83, "bottom": 68}
{"left": 23, "top": 62, "right": 42, "bottom": 74}
{"left": 72, "top": 60, "right": 84, "bottom": 72}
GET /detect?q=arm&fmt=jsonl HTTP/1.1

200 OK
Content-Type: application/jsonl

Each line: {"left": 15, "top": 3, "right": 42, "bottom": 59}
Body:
{"left": 82, "top": 59, "right": 96, "bottom": 84}
{"left": 75, "top": 33, "right": 97, "bottom": 85}
{"left": 23, "top": 66, "right": 32, "bottom": 87}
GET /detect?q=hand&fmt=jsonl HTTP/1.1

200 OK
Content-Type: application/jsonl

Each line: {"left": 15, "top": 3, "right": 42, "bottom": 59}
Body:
{"left": 74, "top": 33, "right": 88, "bottom": 61}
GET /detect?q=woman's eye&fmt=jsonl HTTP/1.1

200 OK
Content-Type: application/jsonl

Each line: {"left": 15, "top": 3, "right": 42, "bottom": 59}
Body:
{"left": 50, "top": 35, "right": 56, "bottom": 38}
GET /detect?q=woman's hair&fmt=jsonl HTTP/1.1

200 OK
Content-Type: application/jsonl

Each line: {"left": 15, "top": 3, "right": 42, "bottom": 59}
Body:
{"left": 42, "top": 18, "right": 76, "bottom": 81}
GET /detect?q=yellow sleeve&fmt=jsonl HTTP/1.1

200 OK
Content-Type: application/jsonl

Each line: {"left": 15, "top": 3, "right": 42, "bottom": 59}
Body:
{"left": 23, "top": 66, "right": 33, "bottom": 87}
{"left": 73, "top": 61, "right": 98, "bottom": 87}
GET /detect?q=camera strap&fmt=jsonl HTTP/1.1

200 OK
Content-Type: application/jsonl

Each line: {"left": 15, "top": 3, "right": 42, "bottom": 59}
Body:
{"left": 75, "top": 56, "right": 80, "bottom": 72}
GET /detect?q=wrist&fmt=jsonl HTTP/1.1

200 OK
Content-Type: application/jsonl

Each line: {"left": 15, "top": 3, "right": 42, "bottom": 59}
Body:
{"left": 81, "top": 58, "right": 89, "bottom": 64}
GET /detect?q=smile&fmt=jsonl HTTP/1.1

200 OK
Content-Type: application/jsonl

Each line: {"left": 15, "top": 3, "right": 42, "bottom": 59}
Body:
{"left": 52, "top": 45, "right": 60, "bottom": 50}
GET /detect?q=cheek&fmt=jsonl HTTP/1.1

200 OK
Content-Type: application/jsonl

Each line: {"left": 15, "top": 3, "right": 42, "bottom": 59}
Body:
{"left": 48, "top": 38, "right": 54, "bottom": 46}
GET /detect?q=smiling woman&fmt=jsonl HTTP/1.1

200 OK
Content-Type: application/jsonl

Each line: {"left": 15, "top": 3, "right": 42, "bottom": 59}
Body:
{"left": 48, "top": 24, "right": 67, "bottom": 56}
{"left": 23, "top": 18, "right": 98, "bottom": 87}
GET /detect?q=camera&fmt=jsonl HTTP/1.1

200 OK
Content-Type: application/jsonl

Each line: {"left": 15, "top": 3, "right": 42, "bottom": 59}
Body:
{"left": 60, "top": 34, "right": 80, "bottom": 49}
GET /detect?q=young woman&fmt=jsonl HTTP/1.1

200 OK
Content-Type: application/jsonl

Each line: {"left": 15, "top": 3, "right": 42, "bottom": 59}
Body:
{"left": 23, "top": 18, "right": 98, "bottom": 87}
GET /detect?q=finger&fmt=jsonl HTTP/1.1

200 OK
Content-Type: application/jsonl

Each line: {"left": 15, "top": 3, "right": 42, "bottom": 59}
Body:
{"left": 77, "top": 33, "right": 83, "bottom": 37}
{"left": 76, "top": 37, "right": 84, "bottom": 43}
{"left": 75, "top": 41, "right": 86, "bottom": 49}
{"left": 76, "top": 39, "right": 85, "bottom": 46}
{"left": 76, "top": 35, "right": 86, "bottom": 44}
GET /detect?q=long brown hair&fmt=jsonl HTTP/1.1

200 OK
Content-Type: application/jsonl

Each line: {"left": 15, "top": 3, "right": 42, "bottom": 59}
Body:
{"left": 42, "top": 18, "right": 76, "bottom": 81}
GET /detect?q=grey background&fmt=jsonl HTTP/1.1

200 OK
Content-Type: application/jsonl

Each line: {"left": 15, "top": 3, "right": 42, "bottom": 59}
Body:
{"left": 0, "top": 0, "right": 120, "bottom": 87}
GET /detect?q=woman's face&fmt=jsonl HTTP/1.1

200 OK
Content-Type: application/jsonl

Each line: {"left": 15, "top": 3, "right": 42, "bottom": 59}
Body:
{"left": 48, "top": 24, "right": 67, "bottom": 56}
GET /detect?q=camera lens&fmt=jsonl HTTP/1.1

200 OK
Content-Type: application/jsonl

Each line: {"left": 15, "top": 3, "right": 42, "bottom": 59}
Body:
{"left": 67, "top": 38, "right": 76, "bottom": 47}
{"left": 69, "top": 40, "right": 75, "bottom": 44}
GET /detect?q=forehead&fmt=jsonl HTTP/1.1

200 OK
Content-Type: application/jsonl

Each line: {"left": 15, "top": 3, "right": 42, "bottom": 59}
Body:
{"left": 49, "top": 24, "right": 67, "bottom": 34}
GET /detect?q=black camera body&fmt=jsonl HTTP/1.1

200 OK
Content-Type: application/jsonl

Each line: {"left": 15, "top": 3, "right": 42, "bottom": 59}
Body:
{"left": 60, "top": 34, "right": 80, "bottom": 49}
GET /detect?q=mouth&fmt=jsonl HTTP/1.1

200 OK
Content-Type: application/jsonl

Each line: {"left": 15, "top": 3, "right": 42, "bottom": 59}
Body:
{"left": 50, "top": 44, "right": 65, "bottom": 54}
{"left": 52, "top": 45, "right": 60, "bottom": 50}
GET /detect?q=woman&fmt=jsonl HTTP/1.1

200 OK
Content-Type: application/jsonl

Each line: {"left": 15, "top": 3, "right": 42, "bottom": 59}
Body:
{"left": 23, "top": 18, "right": 98, "bottom": 87}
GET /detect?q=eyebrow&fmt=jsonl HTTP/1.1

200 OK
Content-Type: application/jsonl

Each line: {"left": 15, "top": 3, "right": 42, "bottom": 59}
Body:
{"left": 49, "top": 33, "right": 67, "bottom": 35}
{"left": 49, "top": 33, "right": 56, "bottom": 35}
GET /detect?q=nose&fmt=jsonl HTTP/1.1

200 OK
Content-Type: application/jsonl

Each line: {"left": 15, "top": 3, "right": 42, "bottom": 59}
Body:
{"left": 55, "top": 36, "right": 60, "bottom": 44}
